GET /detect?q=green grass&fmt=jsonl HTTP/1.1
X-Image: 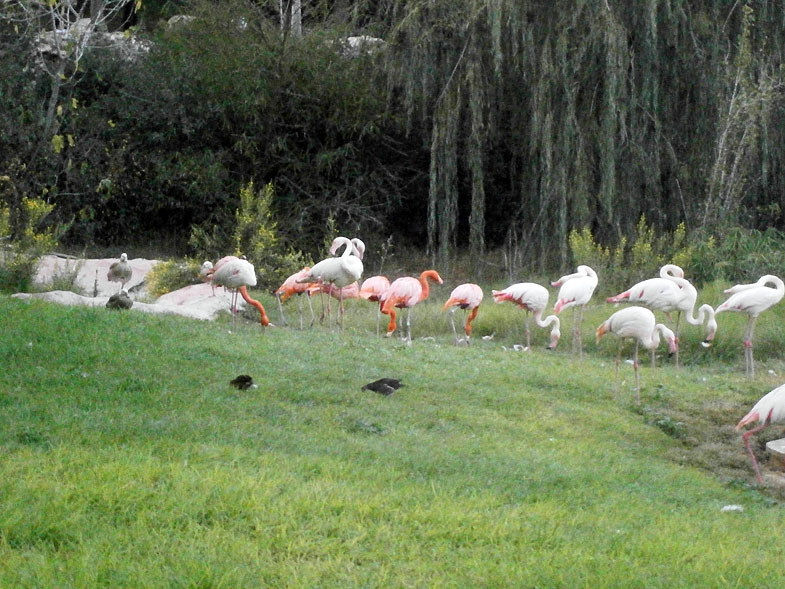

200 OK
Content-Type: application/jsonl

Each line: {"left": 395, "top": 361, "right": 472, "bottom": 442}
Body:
{"left": 3, "top": 288, "right": 785, "bottom": 587}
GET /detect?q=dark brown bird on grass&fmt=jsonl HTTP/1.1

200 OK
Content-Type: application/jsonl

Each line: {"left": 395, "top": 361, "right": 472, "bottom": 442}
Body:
{"left": 106, "top": 289, "right": 133, "bottom": 310}
{"left": 361, "top": 378, "right": 404, "bottom": 396}
{"left": 230, "top": 375, "right": 255, "bottom": 390}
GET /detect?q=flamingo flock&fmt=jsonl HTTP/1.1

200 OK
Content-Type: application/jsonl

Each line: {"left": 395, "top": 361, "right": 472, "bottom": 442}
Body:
{"left": 191, "top": 242, "right": 785, "bottom": 484}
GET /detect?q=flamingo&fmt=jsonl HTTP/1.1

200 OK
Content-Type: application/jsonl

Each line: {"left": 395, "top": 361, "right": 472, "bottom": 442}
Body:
{"left": 715, "top": 274, "right": 785, "bottom": 379}
{"left": 491, "top": 283, "right": 560, "bottom": 350}
{"left": 380, "top": 270, "right": 443, "bottom": 344}
{"left": 211, "top": 257, "right": 272, "bottom": 330}
{"left": 199, "top": 261, "right": 216, "bottom": 296}
{"left": 107, "top": 253, "right": 132, "bottom": 293}
{"left": 308, "top": 281, "right": 360, "bottom": 324}
{"left": 596, "top": 306, "right": 678, "bottom": 402}
{"left": 551, "top": 265, "right": 598, "bottom": 357}
{"left": 298, "top": 236, "right": 364, "bottom": 328}
{"left": 736, "top": 383, "right": 785, "bottom": 483}
{"left": 442, "top": 283, "right": 484, "bottom": 345}
{"left": 606, "top": 264, "right": 718, "bottom": 367}
{"left": 274, "top": 267, "right": 316, "bottom": 328}
{"left": 359, "top": 275, "right": 390, "bottom": 335}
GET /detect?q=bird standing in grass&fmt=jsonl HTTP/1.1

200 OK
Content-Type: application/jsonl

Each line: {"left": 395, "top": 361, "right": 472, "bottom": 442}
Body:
{"left": 551, "top": 265, "right": 598, "bottom": 357}
{"left": 736, "top": 383, "right": 785, "bottom": 483}
{"left": 107, "top": 253, "right": 132, "bottom": 293}
{"left": 298, "top": 237, "right": 364, "bottom": 329}
{"left": 443, "top": 283, "right": 483, "bottom": 345}
{"left": 606, "top": 264, "right": 717, "bottom": 366}
{"left": 360, "top": 275, "right": 391, "bottom": 335}
{"left": 492, "top": 282, "right": 560, "bottom": 350}
{"left": 275, "top": 267, "right": 315, "bottom": 328}
{"left": 596, "top": 306, "right": 677, "bottom": 402}
{"left": 211, "top": 257, "right": 272, "bottom": 331}
{"left": 380, "top": 270, "right": 443, "bottom": 344}
{"left": 715, "top": 274, "right": 784, "bottom": 379}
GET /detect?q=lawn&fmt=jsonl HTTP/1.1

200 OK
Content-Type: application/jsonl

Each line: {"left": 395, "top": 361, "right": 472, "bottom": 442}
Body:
{"left": 2, "top": 290, "right": 785, "bottom": 587}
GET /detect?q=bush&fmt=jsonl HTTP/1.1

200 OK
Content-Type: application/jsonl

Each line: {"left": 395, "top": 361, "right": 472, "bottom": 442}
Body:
{"left": 0, "top": 177, "right": 65, "bottom": 293}
{"left": 144, "top": 259, "right": 204, "bottom": 298}
{"left": 190, "top": 181, "right": 312, "bottom": 291}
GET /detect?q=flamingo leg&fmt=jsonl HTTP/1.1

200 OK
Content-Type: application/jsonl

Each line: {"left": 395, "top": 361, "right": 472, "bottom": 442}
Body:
{"left": 614, "top": 339, "right": 622, "bottom": 398}
{"left": 742, "top": 418, "right": 771, "bottom": 484}
{"left": 673, "top": 312, "right": 682, "bottom": 368}
{"left": 524, "top": 313, "right": 531, "bottom": 349}
{"left": 575, "top": 306, "right": 584, "bottom": 358}
{"left": 406, "top": 307, "right": 413, "bottom": 345}
{"left": 231, "top": 289, "right": 238, "bottom": 331}
{"left": 276, "top": 294, "right": 288, "bottom": 327}
{"left": 633, "top": 340, "right": 641, "bottom": 404}
{"left": 296, "top": 295, "right": 303, "bottom": 330}
{"left": 306, "top": 294, "right": 315, "bottom": 328}
{"left": 448, "top": 308, "right": 459, "bottom": 345}
{"left": 338, "top": 290, "right": 345, "bottom": 329}
{"left": 744, "top": 316, "right": 758, "bottom": 379}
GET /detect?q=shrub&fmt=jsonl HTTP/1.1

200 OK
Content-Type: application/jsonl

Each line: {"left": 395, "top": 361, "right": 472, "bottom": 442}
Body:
{"left": 145, "top": 259, "right": 203, "bottom": 298}
{"left": 0, "top": 177, "right": 65, "bottom": 293}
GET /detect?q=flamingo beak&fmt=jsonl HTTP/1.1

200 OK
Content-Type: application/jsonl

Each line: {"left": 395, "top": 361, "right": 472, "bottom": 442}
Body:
{"left": 595, "top": 324, "right": 607, "bottom": 344}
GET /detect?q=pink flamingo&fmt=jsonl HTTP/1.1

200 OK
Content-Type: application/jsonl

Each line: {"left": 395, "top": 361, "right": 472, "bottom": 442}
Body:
{"left": 442, "top": 283, "right": 484, "bottom": 345}
{"left": 274, "top": 267, "right": 316, "bottom": 328}
{"left": 491, "top": 283, "right": 560, "bottom": 350}
{"left": 596, "top": 306, "right": 677, "bottom": 402}
{"left": 715, "top": 274, "right": 784, "bottom": 379}
{"left": 298, "top": 237, "right": 364, "bottom": 329}
{"left": 736, "top": 383, "right": 785, "bottom": 483}
{"left": 606, "top": 264, "right": 717, "bottom": 366}
{"left": 551, "top": 265, "right": 598, "bottom": 356}
{"left": 380, "top": 270, "right": 443, "bottom": 344}
{"left": 211, "top": 257, "right": 272, "bottom": 330}
{"left": 359, "top": 275, "right": 391, "bottom": 335}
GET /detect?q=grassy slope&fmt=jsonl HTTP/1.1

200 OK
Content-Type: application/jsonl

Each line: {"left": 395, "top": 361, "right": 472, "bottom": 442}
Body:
{"left": 2, "top": 291, "right": 785, "bottom": 587}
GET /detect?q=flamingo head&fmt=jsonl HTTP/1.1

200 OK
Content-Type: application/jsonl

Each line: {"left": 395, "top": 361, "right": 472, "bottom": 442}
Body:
{"left": 547, "top": 327, "right": 561, "bottom": 350}
{"left": 702, "top": 317, "right": 718, "bottom": 348}
{"left": 595, "top": 322, "right": 608, "bottom": 344}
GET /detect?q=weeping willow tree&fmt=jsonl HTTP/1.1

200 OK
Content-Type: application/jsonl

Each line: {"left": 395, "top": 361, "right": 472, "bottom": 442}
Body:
{"left": 382, "top": 0, "right": 785, "bottom": 272}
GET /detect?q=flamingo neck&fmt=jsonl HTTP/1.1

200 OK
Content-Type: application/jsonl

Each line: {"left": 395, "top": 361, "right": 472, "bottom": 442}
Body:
{"left": 418, "top": 271, "right": 440, "bottom": 301}
{"left": 238, "top": 285, "right": 270, "bottom": 326}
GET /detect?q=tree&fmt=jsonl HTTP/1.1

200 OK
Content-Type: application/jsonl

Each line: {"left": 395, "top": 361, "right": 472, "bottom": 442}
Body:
{"left": 2, "top": 0, "right": 135, "bottom": 141}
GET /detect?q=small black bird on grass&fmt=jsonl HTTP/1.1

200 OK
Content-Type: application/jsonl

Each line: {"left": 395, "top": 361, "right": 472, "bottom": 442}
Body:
{"left": 361, "top": 378, "right": 404, "bottom": 396}
{"left": 230, "top": 375, "right": 255, "bottom": 390}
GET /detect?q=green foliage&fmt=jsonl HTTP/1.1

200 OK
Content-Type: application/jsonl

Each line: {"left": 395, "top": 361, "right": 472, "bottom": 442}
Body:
{"left": 568, "top": 218, "right": 698, "bottom": 292}
{"left": 191, "top": 181, "right": 312, "bottom": 290}
{"left": 144, "top": 259, "right": 203, "bottom": 298}
{"left": 0, "top": 177, "right": 64, "bottom": 293}
{"left": 685, "top": 227, "right": 785, "bottom": 284}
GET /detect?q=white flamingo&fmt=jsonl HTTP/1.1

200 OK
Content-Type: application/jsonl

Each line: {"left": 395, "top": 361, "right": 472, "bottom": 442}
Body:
{"left": 551, "top": 265, "right": 598, "bottom": 356}
{"left": 606, "top": 264, "right": 717, "bottom": 366}
{"left": 298, "top": 237, "right": 364, "bottom": 328}
{"left": 736, "top": 383, "right": 785, "bottom": 483}
{"left": 491, "top": 282, "right": 560, "bottom": 350}
{"left": 715, "top": 274, "right": 785, "bottom": 378}
{"left": 596, "top": 306, "right": 678, "bottom": 402}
